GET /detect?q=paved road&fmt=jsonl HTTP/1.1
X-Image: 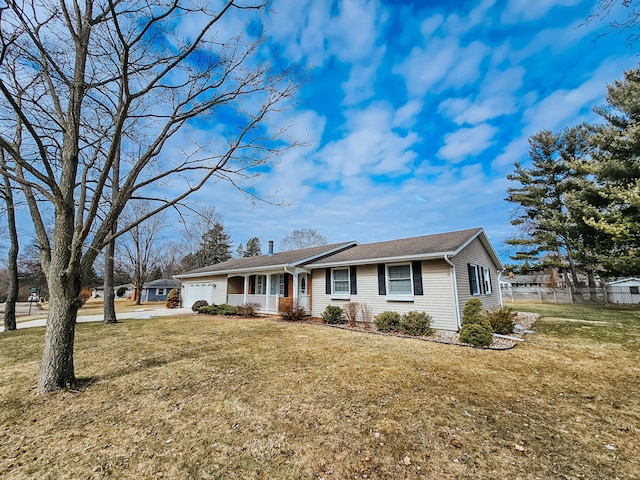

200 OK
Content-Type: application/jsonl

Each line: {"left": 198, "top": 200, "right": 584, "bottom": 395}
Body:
{"left": 0, "top": 306, "right": 194, "bottom": 332}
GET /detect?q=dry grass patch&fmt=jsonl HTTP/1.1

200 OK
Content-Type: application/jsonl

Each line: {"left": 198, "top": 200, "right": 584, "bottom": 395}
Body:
{"left": 0, "top": 314, "right": 639, "bottom": 479}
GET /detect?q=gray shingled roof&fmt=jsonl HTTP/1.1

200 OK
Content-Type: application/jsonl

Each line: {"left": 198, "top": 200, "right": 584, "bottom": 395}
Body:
{"left": 306, "top": 228, "right": 486, "bottom": 266}
{"left": 143, "top": 278, "right": 180, "bottom": 288}
{"left": 174, "top": 241, "right": 357, "bottom": 278}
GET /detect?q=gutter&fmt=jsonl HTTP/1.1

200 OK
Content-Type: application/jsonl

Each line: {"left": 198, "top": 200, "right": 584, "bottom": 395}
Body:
{"left": 444, "top": 255, "right": 462, "bottom": 331}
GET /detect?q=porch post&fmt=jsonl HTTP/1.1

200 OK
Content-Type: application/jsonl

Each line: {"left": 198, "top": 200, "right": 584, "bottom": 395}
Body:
{"left": 292, "top": 271, "right": 299, "bottom": 305}
{"left": 243, "top": 276, "right": 249, "bottom": 304}
{"left": 266, "top": 274, "right": 271, "bottom": 311}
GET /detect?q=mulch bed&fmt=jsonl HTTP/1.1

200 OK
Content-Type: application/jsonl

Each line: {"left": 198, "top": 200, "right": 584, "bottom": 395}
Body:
{"left": 302, "top": 312, "right": 540, "bottom": 350}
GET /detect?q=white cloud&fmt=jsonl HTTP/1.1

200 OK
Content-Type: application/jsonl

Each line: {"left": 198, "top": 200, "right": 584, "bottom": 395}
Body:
{"left": 320, "top": 103, "right": 418, "bottom": 177}
{"left": 501, "top": 0, "right": 583, "bottom": 24}
{"left": 438, "top": 124, "right": 498, "bottom": 163}
{"left": 393, "top": 99, "right": 424, "bottom": 128}
{"left": 267, "top": 0, "right": 384, "bottom": 67}
{"left": 342, "top": 46, "right": 386, "bottom": 105}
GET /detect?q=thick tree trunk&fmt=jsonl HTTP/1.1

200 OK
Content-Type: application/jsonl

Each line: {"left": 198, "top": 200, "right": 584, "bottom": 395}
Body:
{"left": 37, "top": 277, "right": 80, "bottom": 393}
{"left": 2, "top": 159, "right": 19, "bottom": 331}
{"left": 103, "top": 236, "right": 117, "bottom": 324}
{"left": 37, "top": 206, "right": 82, "bottom": 394}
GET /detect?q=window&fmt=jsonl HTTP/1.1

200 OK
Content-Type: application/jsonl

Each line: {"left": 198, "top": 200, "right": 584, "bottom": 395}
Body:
{"left": 483, "top": 267, "right": 492, "bottom": 294}
{"left": 631, "top": 286, "right": 639, "bottom": 295}
{"left": 270, "top": 274, "right": 285, "bottom": 295}
{"left": 387, "top": 264, "right": 412, "bottom": 295}
{"left": 468, "top": 264, "right": 481, "bottom": 295}
{"left": 332, "top": 268, "right": 350, "bottom": 298}
{"left": 255, "top": 275, "right": 266, "bottom": 295}
{"left": 156, "top": 288, "right": 165, "bottom": 295}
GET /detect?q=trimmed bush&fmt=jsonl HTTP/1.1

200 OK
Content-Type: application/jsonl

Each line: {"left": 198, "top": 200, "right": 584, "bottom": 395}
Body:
{"left": 322, "top": 305, "right": 346, "bottom": 324}
{"left": 198, "top": 305, "right": 218, "bottom": 315}
{"left": 483, "top": 306, "right": 516, "bottom": 335}
{"left": 198, "top": 304, "right": 237, "bottom": 316}
{"left": 191, "top": 299, "right": 209, "bottom": 312}
{"left": 165, "top": 289, "right": 180, "bottom": 308}
{"left": 459, "top": 323, "right": 494, "bottom": 347}
{"left": 279, "top": 300, "right": 306, "bottom": 321}
{"left": 462, "top": 297, "right": 484, "bottom": 325}
{"left": 400, "top": 311, "right": 433, "bottom": 336}
{"left": 237, "top": 302, "right": 261, "bottom": 317}
{"left": 374, "top": 311, "right": 401, "bottom": 333}
{"left": 216, "top": 304, "right": 237, "bottom": 315}
{"left": 116, "top": 286, "right": 128, "bottom": 298}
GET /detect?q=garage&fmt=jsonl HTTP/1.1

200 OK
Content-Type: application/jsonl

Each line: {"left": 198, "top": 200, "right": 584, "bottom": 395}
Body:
{"left": 183, "top": 281, "right": 214, "bottom": 308}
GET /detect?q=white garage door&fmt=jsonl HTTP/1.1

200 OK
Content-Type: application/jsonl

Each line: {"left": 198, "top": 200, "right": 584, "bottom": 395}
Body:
{"left": 184, "top": 282, "right": 214, "bottom": 307}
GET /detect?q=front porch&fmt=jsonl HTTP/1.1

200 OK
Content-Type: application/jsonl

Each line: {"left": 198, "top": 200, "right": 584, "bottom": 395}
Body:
{"left": 224, "top": 271, "right": 311, "bottom": 314}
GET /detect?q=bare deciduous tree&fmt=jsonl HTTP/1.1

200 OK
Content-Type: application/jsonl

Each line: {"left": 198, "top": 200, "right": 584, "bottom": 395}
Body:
{"left": 280, "top": 228, "right": 327, "bottom": 251}
{"left": 0, "top": 149, "right": 19, "bottom": 330}
{"left": 0, "top": 0, "right": 300, "bottom": 393}
{"left": 117, "top": 203, "right": 167, "bottom": 306}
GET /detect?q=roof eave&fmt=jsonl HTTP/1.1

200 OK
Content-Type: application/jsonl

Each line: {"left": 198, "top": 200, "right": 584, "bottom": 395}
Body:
{"left": 308, "top": 251, "right": 456, "bottom": 268}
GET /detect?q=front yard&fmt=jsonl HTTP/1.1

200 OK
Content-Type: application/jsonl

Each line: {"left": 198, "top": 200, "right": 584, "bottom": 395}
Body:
{"left": 0, "top": 305, "right": 638, "bottom": 479}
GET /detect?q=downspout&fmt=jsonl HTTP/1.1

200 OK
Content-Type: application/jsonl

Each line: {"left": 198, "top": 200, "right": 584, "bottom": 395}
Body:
{"left": 444, "top": 255, "right": 462, "bottom": 331}
{"left": 497, "top": 270, "right": 504, "bottom": 306}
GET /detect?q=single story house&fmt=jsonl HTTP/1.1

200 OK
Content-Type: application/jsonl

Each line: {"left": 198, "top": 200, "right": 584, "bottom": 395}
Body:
{"left": 174, "top": 227, "right": 503, "bottom": 331}
{"left": 140, "top": 278, "right": 180, "bottom": 302}
{"left": 605, "top": 278, "right": 640, "bottom": 304}
{"left": 93, "top": 283, "right": 134, "bottom": 299}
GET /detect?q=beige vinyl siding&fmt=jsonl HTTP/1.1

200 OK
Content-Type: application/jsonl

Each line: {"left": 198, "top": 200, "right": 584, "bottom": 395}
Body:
{"left": 311, "top": 260, "right": 459, "bottom": 331}
{"left": 452, "top": 237, "right": 501, "bottom": 314}
{"left": 211, "top": 275, "right": 228, "bottom": 305}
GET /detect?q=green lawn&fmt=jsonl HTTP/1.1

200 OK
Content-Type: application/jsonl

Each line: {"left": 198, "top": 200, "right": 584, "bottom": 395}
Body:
{"left": 0, "top": 308, "right": 638, "bottom": 479}
{"left": 513, "top": 303, "right": 640, "bottom": 350}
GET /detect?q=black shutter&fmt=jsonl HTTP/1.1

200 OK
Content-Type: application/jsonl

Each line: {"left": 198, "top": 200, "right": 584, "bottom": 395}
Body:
{"left": 412, "top": 261, "right": 423, "bottom": 295}
{"left": 283, "top": 273, "right": 289, "bottom": 297}
{"left": 325, "top": 268, "right": 332, "bottom": 294}
{"left": 378, "top": 264, "right": 386, "bottom": 295}
{"left": 468, "top": 264, "right": 477, "bottom": 295}
{"left": 350, "top": 266, "right": 357, "bottom": 295}
{"left": 487, "top": 268, "right": 493, "bottom": 293}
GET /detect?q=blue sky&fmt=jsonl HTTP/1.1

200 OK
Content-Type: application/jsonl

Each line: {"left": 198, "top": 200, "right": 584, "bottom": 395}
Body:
{"left": 187, "top": 0, "right": 637, "bottom": 261}
{"left": 2, "top": 0, "right": 637, "bottom": 265}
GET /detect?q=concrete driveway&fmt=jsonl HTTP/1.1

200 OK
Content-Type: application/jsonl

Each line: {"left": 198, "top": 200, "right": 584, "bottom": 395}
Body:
{"left": 0, "top": 305, "right": 194, "bottom": 332}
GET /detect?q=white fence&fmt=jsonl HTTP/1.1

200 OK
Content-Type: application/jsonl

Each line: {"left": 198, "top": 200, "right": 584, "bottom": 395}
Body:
{"left": 503, "top": 286, "right": 607, "bottom": 305}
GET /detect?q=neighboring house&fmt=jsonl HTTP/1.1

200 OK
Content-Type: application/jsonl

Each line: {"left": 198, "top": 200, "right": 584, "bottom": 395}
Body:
{"left": 174, "top": 228, "right": 503, "bottom": 331}
{"left": 93, "top": 283, "right": 134, "bottom": 299}
{"left": 606, "top": 278, "right": 640, "bottom": 304}
{"left": 140, "top": 278, "right": 180, "bottom": 302}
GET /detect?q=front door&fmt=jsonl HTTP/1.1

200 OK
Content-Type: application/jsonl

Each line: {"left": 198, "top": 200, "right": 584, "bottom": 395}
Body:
{"left": 298, "top": 273, "right": 309, "bottom": 311}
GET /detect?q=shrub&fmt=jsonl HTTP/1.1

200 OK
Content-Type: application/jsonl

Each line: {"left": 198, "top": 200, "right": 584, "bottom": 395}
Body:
{"left": 459, "top": 323, "right": 494, "bottom": 347}
{"left": 237, "top": 302, "right": 261, "bottom": 317}
{"left": 191, "top": 299, "right": 209, "bottom": 312}
{"left": 400, "top": 311, "right": 433, "bottom": 336}
{"left": 78, "top": 288, "right": 92, "bottom": 306}
{"left": 360, "top": 303, "right": 373, "bottom": 324}
{"left": 321, "top": 305, "right": 346, "bottom": 324}
{"left": 482, "top": 306, "right": 516, "bottom": 335}
{"left": 279, "top": 300, "right": 306, "bottom": 321}
{"left": 462, "top": 298, "right": 484, "bottom": 325}
{"left": 116, "top": 286, "right": 128, "bottom": 298}
{"left": 216, "top": 304, "right": 237, "bottom": 315}
{"left": 344, "top": 302, "right": 360, "bottom": 327}
{"left": 166, "top": 289, "right": 180, "bottom": 308}
{"left": 198, "top": 305, "right": 217, "bottom": 315}
{"left": 374, "top": 311, "right": 401, "bottom": 333}
{"left": 198, "top": 304, "right": 237, "bottom": 315}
